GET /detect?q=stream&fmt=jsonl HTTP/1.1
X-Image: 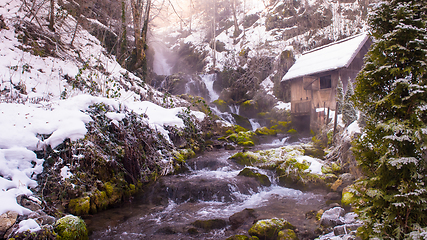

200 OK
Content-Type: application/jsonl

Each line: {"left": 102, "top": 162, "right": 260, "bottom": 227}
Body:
{"left": 87, "top": 137, "right": 329, "bottom": 240}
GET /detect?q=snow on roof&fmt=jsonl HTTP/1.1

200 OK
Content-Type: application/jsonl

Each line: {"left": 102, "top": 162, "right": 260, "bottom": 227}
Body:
{"left": 281, "top": 33, "right": 369, "bottom": 82}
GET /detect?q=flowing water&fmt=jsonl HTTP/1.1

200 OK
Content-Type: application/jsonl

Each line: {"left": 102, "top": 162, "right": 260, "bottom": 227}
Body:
{"left": 200, "top": 74, "right": 219, "bottom": 102}
{"left": 88, "top": 137, "right": 329, "bottom": 240}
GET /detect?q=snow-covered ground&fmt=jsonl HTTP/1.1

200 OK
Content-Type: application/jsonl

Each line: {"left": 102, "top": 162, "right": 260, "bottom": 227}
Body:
{"left": 0, "top": 0, "right": 205, "bottom": 230}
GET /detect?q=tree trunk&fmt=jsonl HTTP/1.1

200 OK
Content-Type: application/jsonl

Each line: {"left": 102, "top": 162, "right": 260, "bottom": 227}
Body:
{"left": 130, "top": 0, "right": 151, "bottom": 70}
{"left": 212, "top": 0, "right": 216, "bottom": 69}
{"left": 232, "top": 0, "right": 239, "bottom": 36}
{"left": 48, "top": 0, "right": 55, "bottom": 31}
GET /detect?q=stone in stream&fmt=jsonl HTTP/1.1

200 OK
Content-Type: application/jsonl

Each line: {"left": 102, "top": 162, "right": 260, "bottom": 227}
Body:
{"left": 333, "top": 223, "right": 363, "bottom": 236}
{"left": 238, "top": 168, "right": 271, "bottom": 186}
{"left": 192, "top": 219, "right": 227, "bottom": 231}
{"left": 248, "top": 218, "right": 296, "bottom": 240}
{"left": 229, "top": 208, "right": 259, "bottom": 230}
{"left": 320, "top": 207, "right": 346, "bottom": 227}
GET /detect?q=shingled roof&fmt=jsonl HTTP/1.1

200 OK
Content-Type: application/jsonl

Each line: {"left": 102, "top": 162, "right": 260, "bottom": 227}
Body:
{"left": 281, "top": 33, "right": 370, "bottom": 82}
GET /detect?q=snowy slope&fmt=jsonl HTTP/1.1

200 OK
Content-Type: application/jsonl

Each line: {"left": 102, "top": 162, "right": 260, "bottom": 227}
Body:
{"left": 0, "top": 0, "right": 204, "bottom": 222}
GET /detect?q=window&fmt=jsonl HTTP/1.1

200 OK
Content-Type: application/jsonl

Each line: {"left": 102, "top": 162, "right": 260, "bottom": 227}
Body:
{"left": 320, "top": 75, "right": 331, "bottom": 89}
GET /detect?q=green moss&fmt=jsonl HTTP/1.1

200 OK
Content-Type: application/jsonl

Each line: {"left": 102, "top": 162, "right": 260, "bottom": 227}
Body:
{"left": 238, "top": 168, "right": 271, "bottom": 186}
{"left": 54, "top": 215, "right": 88, "bottom": 240}
{"left": 226, "top": 129, "right": 235, "bottom": 135}
{"left": 278, "top": 229, "right": 298, "bottom": 240}
{"left": 90, "top": 190, "right": 109, "bottom": 213}
{"left": 255, "top": 127, "right": 277, "bottom": 136}
{"left": 287, "top": 128, "right": 297, "bottom": 134}
{"left": 68, "top": 196, "right": 90, "bottom": 216}
{"left": 331, "top": 162, "right": 341, "bottom": 173}
{"left": 104, "top": 182, "right": 114, "bottom": 197}
{"left": 321, "top": 165, "right": 332, "bottom": 174}
{"left": 173, "top": 148, "right": 196, "bottom": 163}
{"left": 341, "top": 189, "right": 354, "bottom": 206}
{"left": 239, "top": 141, "right": 255, "bottom": 146}
{"left": 234, "top": 125, "right": 249, "bottom": 133}
{"left": 226, "top": 235, "right": 251, "bottom": 240}
{"left": 257, "top": 112, "right": 267, "bottom": 118}
{"left": 228, "top": 133, "right": 238, "bottom": 142}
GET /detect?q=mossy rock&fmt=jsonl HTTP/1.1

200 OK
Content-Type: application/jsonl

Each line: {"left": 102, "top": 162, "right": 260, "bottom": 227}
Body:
{"left": 230, "top": 152, "right": 260, "bottom": 166}
{"left": 239, "top": 141, "right": 255, "bottom": 146}
{"left": 240, "top": 100, "right": 259, "bottom": 117}
{"left": 227, "top": 133, "right": 238, "bottom": 142}
{"left": 213, "top": 99, "right": 229, "bottom": 112}
{"left": 232, "top": 114, "right": 252, "bottom": 130}
{"left": 278, "top": 229, "right": 298, "bottom": 240}
{"left": 276, "top": 158, "right": 325, "bottom": 190}
{"left": 255, "top": 127, "right": 277, "bottom": 136}
{"left": 248, "top": 218, "right": 295, "bottom": 240}
{"left": 303, "top": 146, "right": 324, "bottom": 159}
{"left": 104, "top": 182, "right": 123, "bottom": 204}
{"left": 324, "top": 173, "right": 338, "bottom": 183}
{"left": 90, "top": 190, "right": 109, "bottom": 213}
{"left": 68, "top": 196, "right": 90, "bottom": 216}
{"left": 236, "top": 131, "right": 258, "bottom": 146}
{"left": 192, "top": 219, "right": 227, "bottom": 230}
{"left": 227, "top": 235, "right": 259, "bottom": 240}
{"left": 238, "top": 168, "right": 271, "bottom": 186}
{"left": 174, "top": 148, "right": 196, "bottom": 162}
{"left": 54, "top": 215, "right": 88, "bottom": 240}
{"left": 104, "top": 182, "right": 114, "bottom": 197}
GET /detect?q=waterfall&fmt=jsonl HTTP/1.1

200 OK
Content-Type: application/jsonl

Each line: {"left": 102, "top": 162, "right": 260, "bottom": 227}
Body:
{"left": 229, "top": 105, "right": 240, "bottom": 115}
{"left": 249, "top": 119, "right": 261, "bottom": 131}
{"left": 185, "top": 77, "right": 195, "bottom": 94}
{"left": 200, "top": 74, "right": 219, "bottom": 102}
{"left": 211, "top": 106, "right": 237, "bottom": 125}
{"left": 152, "top": 41, "right": 174, "bottom": 76}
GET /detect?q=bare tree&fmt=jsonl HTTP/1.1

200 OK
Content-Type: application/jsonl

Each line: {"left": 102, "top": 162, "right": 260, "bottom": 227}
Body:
{"left": 130, "top": 0, "right": 151, "bottom": 70}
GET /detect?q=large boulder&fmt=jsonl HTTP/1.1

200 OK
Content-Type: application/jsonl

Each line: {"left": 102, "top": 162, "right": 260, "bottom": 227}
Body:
{"left": 54, "top": 215, "right": 88, "bottom": 240}
{"left": 229, "top": 208, "right": 258, "bottom": 230}
{"left": 248, "top": 218, "right": 295, "bottom": 240}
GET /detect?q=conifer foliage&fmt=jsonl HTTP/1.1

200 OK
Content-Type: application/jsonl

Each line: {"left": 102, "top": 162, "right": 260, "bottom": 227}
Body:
{"left": 336, "top": 77, "right": 344, "bottom": 114}
{"left": 352, "top": 0, "right": 427, "bottom": 238}
{"left": 342, "top": 80, "right": 357, "bottom": 126}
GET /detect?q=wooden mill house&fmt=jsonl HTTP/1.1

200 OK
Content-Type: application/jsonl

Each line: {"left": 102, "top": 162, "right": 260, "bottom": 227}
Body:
{"left": 281, "top": 33, "right": 371, "bottom": 130}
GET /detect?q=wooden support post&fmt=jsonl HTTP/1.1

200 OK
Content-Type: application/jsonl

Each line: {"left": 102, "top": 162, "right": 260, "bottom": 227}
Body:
{"left": 333, "top": 102, "right": 338, "bottom": 143}
{"left": 323, "top": 102, "right": 326, "bottom": 125}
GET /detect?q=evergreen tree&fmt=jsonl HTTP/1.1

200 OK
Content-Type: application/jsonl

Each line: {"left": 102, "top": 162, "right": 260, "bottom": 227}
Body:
{"left": 336, "top": 77, "right": 344, "bottom": 114}
{"left": 342, "top": 80, "right": 357, "bottom": 126}
{"left": 352, "top": 0, "right": 427, "bottom": 238}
